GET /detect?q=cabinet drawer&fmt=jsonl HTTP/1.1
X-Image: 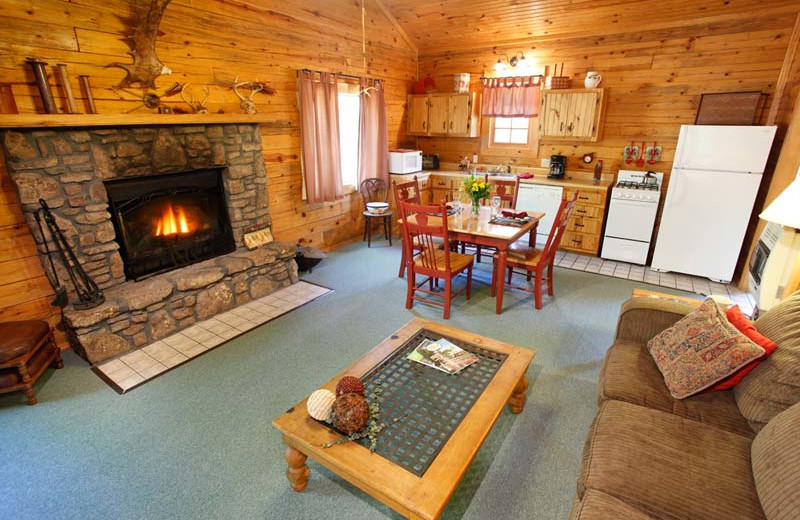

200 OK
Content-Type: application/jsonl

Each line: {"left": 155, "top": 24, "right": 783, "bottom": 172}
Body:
{"left": 430, "top": 176, "right": 454, "bottom": 189}
{"left": 567, "top": 216, "right": 602, "bottom": 235}
{"left": 561, "top": 231, "right": 599, "bottom": 253}
{"left": 565, "top": 188, "right": 604, "bottom": 206}
{"left": 571, "top": 204, "right": 602, "bottom": 218}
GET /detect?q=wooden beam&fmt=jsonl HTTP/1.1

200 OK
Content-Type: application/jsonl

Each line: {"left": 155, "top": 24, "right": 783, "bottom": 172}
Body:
{"left": 768, "top": 12, "right": 800, "bottom": 124}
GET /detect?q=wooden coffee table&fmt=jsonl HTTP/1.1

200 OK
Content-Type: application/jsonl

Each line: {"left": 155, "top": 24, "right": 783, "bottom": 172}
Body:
{"left": 272, "top": 318, "right": 535, "bottom": 520}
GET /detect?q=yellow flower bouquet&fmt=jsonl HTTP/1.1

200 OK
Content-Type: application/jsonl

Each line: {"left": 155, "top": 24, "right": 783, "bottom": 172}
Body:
{"left": 461, "top": 175, "right": 492, "bottom": 218}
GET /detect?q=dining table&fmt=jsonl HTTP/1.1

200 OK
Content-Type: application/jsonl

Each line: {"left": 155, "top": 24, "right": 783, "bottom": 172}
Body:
{"left": 403, "top": 205, "right": 544, "bottom": 315}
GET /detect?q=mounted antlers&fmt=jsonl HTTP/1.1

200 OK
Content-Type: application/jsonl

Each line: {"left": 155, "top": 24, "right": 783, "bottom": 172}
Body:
{"left": 180, "top": 83, "right": 210, "bottom": 114}
{"left": 232, "top": 76, "right": 264, "bottom": 114}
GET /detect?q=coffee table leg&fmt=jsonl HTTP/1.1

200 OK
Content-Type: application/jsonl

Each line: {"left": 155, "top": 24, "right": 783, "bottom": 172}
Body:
{"left": 284, "top": 445, "right": 310, "bottom": 492}
{"left": 508, "top": 374, "right": 528, "bottom": 414}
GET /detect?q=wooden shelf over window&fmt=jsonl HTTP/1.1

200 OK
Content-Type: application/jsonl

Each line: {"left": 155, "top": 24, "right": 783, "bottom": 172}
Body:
{"left": 0, "top": 113, "right": 278, "bottom": 129}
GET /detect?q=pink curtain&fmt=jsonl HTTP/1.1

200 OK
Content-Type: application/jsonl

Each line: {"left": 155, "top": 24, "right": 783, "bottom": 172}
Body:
{"left": 358, "top": 78, "right": 388, "bottom": 185}
{"left": 481, "top": 76, "right": 541, "bottom": 117}
{"left": 298, "top": 71, "right": 344, "bottom": 203}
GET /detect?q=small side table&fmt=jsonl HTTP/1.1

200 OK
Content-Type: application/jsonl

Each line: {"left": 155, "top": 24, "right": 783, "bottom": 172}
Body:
{"left": 362, "top": 210, "right": 393, "bottom": 247}
{"left": 0, "top": 320, "right": 63, "bottom": 405}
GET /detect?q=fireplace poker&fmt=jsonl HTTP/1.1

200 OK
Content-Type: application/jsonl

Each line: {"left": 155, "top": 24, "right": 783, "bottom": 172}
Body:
{"left": 36, "top": 199, "right": 105, "bottom": 310}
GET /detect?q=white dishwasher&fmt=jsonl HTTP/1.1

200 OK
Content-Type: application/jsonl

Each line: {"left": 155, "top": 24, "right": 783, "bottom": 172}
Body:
{"left": 516, "top": 183, "right": 564, "bottom": 243}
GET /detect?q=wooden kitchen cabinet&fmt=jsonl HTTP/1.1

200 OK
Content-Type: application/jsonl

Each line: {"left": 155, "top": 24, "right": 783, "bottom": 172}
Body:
{"left": 560, "top": 185, "right": 608, "bottom": 255}
{"left": 406, "top": 93, "right": 480, "bottom": 137}
{"left": 539, "top": 89, "right": 605, "bottom": 142}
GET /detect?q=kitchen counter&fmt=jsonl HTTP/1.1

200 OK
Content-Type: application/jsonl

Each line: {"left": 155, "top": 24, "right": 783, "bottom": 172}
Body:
{"left": 406, "top": 170, "right": 614, "bottom": 190}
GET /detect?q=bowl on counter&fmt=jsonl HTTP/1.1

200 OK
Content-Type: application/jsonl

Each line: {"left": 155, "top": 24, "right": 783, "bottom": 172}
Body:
{"left": 366, "top": 202, "right": 390, "bottom": 214}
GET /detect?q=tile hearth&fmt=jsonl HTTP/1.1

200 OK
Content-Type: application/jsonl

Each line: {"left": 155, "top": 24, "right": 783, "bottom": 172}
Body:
{"left": 94, "top": 281, "right": 332, "bottom": 393}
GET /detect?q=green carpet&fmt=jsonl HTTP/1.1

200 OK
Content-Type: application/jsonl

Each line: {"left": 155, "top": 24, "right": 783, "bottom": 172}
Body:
{"left": 0, "top": 241, "right": 685, "bottom": 520}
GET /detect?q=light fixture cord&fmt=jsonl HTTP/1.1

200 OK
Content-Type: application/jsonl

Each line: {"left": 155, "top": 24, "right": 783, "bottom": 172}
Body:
{"left": 361, "top": 0, "right": 367, "bottom": 76}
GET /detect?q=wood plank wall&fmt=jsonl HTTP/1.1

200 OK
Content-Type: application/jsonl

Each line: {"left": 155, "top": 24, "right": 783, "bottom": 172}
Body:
{"left": 418, "top": 9, "right": 799, "bottom": 175}
{"left": 0, "top": 0, "right": 418, "bottom": 346}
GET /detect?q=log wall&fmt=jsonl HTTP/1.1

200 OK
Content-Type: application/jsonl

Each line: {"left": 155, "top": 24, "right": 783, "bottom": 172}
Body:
{"left": 0, "top": 0, "right": 417, "bottom": 346}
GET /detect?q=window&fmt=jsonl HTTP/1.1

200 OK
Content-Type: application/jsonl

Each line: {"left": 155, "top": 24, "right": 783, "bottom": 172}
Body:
{"left": 337, "top": 84, "right": 361, "bottom": 188}
{"left": 493, "top": 117, "right": 530, "bottom": 145}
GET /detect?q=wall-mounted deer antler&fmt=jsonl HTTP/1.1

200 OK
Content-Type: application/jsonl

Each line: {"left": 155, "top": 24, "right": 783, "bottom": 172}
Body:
{"left": 233, "top": 76, "right": 264, "bottom": 115}
{"left": 180, "top": 84, "right": 210, "bottom": 114}
{"left": 108, "top": 0, "right": 174, "bottom": 89}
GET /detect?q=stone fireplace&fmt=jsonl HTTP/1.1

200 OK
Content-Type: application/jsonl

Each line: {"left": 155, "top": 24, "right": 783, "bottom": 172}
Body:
{"left": 1, "top": 123, "right": 297, "bottom": 364}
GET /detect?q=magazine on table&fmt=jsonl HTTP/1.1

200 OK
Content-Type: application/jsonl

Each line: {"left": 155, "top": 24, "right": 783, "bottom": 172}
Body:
{"left": 407, "top": 338, "right": 478, "bottom": 374}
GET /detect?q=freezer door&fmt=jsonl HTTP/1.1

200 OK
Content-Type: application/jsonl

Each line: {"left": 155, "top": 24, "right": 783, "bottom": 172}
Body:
{"left": 674, "top": 125, "right": 777, "bottom": 173}
{"left": 650, "top": 168, "right": 763, "bottom": 282}
{"left": 516, "top": 184, "right": 564, "bottom": 239}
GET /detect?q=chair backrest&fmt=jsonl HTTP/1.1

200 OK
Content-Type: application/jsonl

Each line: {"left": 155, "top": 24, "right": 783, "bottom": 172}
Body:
{"left": 484, "top": 174, "right": 520, "bottom": 208}
{"left": 392, "top": 176, "right": 421, "bottom": 205}
{"left": 541, "top": 191, "right": 579, "bottom": 260}
{"left": 360, "top": 178, "right": 389, "bottom": 204}
{"left": 398, "top": 201, "right": 453, "bottom": 276}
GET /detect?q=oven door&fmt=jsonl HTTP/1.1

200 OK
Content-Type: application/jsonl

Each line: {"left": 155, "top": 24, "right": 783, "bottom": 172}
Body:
{"left": 604, "top": 198, "right": 658, "bottom": 242}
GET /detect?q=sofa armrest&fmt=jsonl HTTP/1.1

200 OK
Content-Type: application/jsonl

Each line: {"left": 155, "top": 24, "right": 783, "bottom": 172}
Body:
{"left": 614, "top": 297, "right": 696, "bottom": 344}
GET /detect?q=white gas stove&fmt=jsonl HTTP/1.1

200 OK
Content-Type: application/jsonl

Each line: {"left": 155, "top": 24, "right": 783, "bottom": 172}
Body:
{"left": 601, "top": 170, "right": 664, "bottom": 264}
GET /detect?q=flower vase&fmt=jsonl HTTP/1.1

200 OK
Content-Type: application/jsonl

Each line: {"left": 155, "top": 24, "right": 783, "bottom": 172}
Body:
{"left": 470, "top": 199, "right": 481, "bottom": 219}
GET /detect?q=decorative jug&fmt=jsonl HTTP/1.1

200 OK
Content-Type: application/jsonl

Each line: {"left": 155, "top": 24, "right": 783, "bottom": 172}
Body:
{"left": 584, "top": 71, "right": 602, "bottom": 88}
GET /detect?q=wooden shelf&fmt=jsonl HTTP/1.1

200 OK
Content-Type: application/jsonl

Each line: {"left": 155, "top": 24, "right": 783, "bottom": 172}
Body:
{"left": 0, "top": 113, "right": 277, "bottom": 129}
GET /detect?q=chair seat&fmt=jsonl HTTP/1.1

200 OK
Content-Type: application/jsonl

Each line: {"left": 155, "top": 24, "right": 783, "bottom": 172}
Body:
{"left": 494, "top": 243, "right": 544, "bottom": 267}
{"left": 0, "top": 320, "right": 51, "bottom": 363}
{"left": 416, "top": 249, "right": 474, "bottom": 274}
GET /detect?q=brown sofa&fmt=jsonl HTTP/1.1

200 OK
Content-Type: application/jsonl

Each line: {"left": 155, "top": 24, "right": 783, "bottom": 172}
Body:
{"left": 570, "top": 291, "right": 800, "bottom": 519}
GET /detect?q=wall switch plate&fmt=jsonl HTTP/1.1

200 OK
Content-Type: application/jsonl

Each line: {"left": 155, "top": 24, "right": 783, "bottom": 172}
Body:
{"left": 541, "top": 158, "right": 550, "bottom": 167}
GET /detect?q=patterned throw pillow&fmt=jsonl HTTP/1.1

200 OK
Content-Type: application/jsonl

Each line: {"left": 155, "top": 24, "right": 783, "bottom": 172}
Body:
{"left": 647, "top": 298, "right": 766, "bottom": 399}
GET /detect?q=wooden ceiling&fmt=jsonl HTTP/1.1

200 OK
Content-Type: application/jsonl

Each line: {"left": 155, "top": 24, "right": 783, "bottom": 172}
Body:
{"left": 379, "top": 0, "right": 800, "bottom": 54}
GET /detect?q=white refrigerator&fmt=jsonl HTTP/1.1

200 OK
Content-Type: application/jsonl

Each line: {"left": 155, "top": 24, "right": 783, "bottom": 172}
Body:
{"left": 650, "top": 125, "right": 777, "bottom": 283}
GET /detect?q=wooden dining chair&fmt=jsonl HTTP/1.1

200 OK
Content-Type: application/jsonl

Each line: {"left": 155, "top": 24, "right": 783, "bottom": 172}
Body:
{"left": 359, "top": 178, "right": 392, "bottom": 247}
{"left": 392, "top": 176, "right": 423, "bottom": 277}
{"left": 472, "top": 174, "right": 522, "bottom": 262}
{"left": 399, "top": 201, "right": 474, "bottom": 319}
{"left": 491, "top": 191, "right": 579, "bottom": 309}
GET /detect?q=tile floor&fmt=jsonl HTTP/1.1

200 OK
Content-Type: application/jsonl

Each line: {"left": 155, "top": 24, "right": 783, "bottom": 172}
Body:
{"left": 94, "top": 281, "right": 332, "bottom": 393}
{"left": 552, "top": 250, "right": 756, "bottom": 314}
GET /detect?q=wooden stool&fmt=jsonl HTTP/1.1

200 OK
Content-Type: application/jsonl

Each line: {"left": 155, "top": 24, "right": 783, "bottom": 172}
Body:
{"left": 0, "top": 320, "right": 62, "bottom": 405}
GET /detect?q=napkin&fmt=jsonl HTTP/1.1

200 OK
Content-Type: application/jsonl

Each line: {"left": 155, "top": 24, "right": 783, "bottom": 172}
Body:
{"left": 501, "top": 210, "right": 528, "bottom": 219}
{"left": 517, "top": 172, "right": 534, "bottom": 179}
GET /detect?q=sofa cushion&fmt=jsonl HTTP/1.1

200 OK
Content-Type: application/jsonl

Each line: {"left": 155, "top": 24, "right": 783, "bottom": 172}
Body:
{"left": 578, "top": 400, "right": 764, "bottom": 520}
{"left": 569, "top": 489, "right": 656, "bottom": 520}
{"left": 599, "top": 339, "right": 756, "bottom": 437}
{"left": 706, "top": 305, "right": 779, "bottom": 391}
{"left": 735, "top": 290, "right": 800, "bottom": 431}
{"left": 647, "top": 298, "right": 765, "bottom": 399}
{"left": 751, "top": 402, "right": 800, "bottom": 520}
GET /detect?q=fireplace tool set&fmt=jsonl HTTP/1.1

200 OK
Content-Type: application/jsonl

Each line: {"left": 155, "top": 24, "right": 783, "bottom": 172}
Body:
{"left": 34, "top": 199, "right": 105, "bottom": 310}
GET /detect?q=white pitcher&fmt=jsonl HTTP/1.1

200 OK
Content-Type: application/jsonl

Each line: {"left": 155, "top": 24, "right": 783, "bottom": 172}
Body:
{"left": 584, "top": 71, "right": 602, "bottom": 88}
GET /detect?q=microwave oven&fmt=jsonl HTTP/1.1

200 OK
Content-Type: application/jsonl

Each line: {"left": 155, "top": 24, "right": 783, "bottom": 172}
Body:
{"left": 389, "top": 149, "right": 422, "bottom": 174}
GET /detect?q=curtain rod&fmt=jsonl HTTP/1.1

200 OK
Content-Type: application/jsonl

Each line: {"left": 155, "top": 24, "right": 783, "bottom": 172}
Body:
{"left": 300, "top": 68, "right": 381, "bottom": 83}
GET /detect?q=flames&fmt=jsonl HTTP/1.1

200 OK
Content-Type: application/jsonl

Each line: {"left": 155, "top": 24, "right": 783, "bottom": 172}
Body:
{"left": 154, "top": 203, "right": 193, "bottom": 237}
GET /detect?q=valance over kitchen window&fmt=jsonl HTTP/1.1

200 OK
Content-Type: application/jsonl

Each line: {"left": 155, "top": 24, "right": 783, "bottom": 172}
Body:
{"left": 481, "top": 76, "right": 541, "bottom": 118}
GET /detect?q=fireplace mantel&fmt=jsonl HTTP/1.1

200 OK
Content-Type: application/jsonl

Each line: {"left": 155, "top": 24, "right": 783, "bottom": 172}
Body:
{"left": 0, "top": 113, "right": 281, "bottom": 129}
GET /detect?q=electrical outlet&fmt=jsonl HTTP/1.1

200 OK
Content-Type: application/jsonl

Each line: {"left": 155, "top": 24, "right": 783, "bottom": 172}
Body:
{"left": 541, "top": 158, "right": 550, "bottom": 167}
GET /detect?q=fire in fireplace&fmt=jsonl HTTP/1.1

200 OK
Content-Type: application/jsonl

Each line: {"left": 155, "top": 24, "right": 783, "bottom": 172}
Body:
{"left": 105, "top": 168, "right": 236, "bottom": 280}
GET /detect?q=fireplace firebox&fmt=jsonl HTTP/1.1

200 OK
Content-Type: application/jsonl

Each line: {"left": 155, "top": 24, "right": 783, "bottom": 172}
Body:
{"left": 105, "top": 168, "right": 236, "bottom": 280}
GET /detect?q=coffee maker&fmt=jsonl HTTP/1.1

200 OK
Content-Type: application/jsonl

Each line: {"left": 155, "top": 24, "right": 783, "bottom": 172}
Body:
{"left": 548, "top": 155, "right": 566, "bottom": 179}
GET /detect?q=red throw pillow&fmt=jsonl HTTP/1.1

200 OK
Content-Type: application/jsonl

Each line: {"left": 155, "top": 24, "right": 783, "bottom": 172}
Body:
{"left": 705, "top": 305, "right": 778, "bottom": 391}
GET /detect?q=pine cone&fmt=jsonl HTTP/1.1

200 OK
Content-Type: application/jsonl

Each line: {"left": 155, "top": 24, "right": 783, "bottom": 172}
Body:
{"left": 333, "top": 393, "right": 370, "bottom": 434}
{"left": 335, "top": 375, "right": 365, "bottom": 397}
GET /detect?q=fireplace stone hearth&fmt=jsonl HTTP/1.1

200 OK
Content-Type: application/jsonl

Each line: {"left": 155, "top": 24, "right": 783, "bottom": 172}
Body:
{"left": 1, "top": 123, "right": 297, "bottom": 363}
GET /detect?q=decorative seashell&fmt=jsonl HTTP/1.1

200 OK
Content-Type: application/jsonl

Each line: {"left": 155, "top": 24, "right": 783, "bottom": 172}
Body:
{"left": 306, "top": 389, "right": 336, "bottom": 422}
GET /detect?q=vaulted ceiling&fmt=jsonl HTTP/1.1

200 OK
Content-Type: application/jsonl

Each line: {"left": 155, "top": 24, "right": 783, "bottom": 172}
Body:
{"left": 378, "top": 0, "right": 800, "bottom": 54}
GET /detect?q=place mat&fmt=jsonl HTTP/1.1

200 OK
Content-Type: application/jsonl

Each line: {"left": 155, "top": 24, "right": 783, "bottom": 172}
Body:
{"left": 354, "top": 328, "right": 507, "bottom": 477}
{"left": 489, "top": 215, "right": 534, "bottom": 227}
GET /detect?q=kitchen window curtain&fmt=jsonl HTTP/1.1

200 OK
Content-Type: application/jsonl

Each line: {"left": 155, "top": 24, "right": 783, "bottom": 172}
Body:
{"left": 298, "top": 70, "right": 344, "bottom": 204}
{"left": 481, "top": 76, "right": 541, "bottom": 117}
{"left": 357, "top": 78, "right": 389, "bottom": 185}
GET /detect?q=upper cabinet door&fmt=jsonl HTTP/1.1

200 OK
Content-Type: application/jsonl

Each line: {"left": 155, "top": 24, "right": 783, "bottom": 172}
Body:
{"left": 448, "top": 93, "right": 472, "bottom": 136}
{"left": 428, "top": 96, "right": 450, "bottom": 136}
{"left": 539, "top": 89, "right": 605, "bottom": 142}
{"left": 407, "top": 95, "right": 430, "bottom": 135}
